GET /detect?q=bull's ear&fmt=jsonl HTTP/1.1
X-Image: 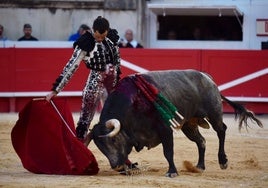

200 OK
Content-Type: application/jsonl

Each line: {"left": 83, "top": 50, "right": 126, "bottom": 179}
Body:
{"left": 99, "top": 119, "right": 121, "bottom": 137}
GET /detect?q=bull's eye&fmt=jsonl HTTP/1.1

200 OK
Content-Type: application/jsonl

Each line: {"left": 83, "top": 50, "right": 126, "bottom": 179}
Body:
{"left": 111, "top": 138, "right": 116, "bottom": 143}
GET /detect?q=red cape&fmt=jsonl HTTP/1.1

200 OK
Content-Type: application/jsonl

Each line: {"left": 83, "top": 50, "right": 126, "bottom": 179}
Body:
{"left": 11, "top": 98, "right": 99, "bottom": 175}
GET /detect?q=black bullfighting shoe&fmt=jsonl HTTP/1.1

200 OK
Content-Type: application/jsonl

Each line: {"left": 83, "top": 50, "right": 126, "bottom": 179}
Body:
{"left": 76, "top": 123, "right": 88, "bottom": 142}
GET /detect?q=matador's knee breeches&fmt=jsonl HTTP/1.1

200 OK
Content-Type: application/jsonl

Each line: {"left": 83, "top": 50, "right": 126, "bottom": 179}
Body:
{"left": 76, "top": 65, "right": 118, "bottom": 139}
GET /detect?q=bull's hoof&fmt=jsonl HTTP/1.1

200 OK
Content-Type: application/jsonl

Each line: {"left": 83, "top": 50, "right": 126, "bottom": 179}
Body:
{"left": 128, "top": 162, "right": 139, "bottom": 169}
{"left": 119, "top": 168, "right": 141, "bottom": 176}
{"left": 195, "top": 166, "right": 204, "bottom": 173}
{"left": 220, "top": 162, "right": 228, "bottom": 169}
{"left": 165, "top": 172, "right": 178, "bottom": 178}
{"left": 119, "top": 162, "right": 140, "bottom": 175}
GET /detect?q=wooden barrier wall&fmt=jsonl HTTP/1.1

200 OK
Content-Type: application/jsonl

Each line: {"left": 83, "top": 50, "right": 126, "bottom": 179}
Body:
{"left": 1, "top": 48, "right": 267, "bottom": 113}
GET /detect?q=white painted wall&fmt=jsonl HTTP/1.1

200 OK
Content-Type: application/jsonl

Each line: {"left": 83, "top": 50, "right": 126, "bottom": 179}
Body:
{"left": 0, "top": 8, "right": 142, "bottom": 44}
{"left": 146, "top": 0, "right": 268, "bottom": 49}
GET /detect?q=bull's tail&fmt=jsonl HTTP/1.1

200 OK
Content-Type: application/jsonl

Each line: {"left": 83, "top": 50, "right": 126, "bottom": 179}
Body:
{"left": 221, "top": 95, "right": 263, "bottom": 130}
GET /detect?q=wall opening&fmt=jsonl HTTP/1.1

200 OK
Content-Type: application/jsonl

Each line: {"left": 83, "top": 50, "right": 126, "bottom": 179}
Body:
{"left": 157, "top": 15, "right": 243, "bottom": 41}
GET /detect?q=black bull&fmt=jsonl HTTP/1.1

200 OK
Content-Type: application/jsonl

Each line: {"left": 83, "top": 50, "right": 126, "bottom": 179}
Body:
{"left": 87, "top": 69, "right": 263, "bottom": 177}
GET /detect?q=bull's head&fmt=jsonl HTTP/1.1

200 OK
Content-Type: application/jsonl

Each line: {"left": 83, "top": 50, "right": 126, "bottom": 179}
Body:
{"left": 87, "top": 119, "right": 133, "bottom": 171}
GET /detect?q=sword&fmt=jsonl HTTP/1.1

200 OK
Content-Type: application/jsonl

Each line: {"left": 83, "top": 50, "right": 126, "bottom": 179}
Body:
{"left": 50, "top": 99, "right": 76, "bottom": 137}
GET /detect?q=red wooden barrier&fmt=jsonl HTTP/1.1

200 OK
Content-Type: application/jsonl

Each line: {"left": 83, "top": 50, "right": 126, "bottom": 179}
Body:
{"left": 120, "top": 49, "right": 201, "bottom": 76}
{"left": 201, "top": 50, "right": 268, "bottom": 113}
{"left": 0, "top": 48, "right": 267, "bottom": 113}
{"left": 202, "top": 50, "right": 268, "bottom": 97}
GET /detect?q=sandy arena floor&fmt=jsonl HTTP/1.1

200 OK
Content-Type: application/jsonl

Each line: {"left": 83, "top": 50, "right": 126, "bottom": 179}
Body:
{"left": 0, "top": 113, "right": 267, "bottom": 188}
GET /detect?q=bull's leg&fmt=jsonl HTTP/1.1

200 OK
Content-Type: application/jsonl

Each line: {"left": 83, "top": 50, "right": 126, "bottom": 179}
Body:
{"left": 159, "top": 130, "right": 178, "bottom": 178}
{"left": 181, "top": 122, "right": 206, "bottom": 170}
{"left": 214, "top": 122, "right": 228, "bottom": 169}
{"left": 204, "top": 93, "right": 228, "bottom": 169}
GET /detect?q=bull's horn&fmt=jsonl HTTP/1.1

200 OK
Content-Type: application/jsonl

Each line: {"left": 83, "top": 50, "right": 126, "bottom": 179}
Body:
{"left": 104, "top": 119, "right": 121, "bottom": 137}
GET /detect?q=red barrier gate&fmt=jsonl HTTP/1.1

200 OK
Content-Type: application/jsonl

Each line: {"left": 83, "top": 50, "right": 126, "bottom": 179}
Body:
{"left": 1, "top": 48, "right": 267, "bottom": 113}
